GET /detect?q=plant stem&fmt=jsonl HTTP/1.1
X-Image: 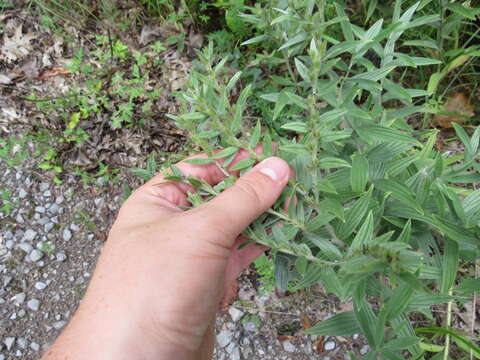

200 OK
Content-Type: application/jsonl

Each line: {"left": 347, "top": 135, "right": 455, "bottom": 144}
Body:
{"left": 443, "top": 288, "right": 453, "bottom": 360}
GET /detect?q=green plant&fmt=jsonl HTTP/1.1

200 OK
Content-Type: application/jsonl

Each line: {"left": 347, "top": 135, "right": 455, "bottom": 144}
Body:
{"left": 1, "top": 188, "right": 14, "bottom": 214}
{"left": 131, "top": 153, "right": 159, "bottom": 181}
{"left": 24, "top": 34, "right": 167, "bottom": 184}
{"left": 242, "top": 313, "right": 262, "bottom": 328}
{"left": 168, "top": 0, "right": 480, "bottom": 358}
{"left": 253, "top": 254, "right": 276, "bottom": 294}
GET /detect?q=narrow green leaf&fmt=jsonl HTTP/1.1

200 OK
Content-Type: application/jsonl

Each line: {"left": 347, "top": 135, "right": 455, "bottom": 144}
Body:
{"left": 234, "top": 84, "right": 252, "bottom": 130}
{"left": 241, "top": 35, "right": 268, "bottom": 46}
{"left": 351, "top": 211, "right": 374, "bottom": 250}
{"left": 341, "top": 255, "right": 388, "bottom": 275}
{"left": 357, "top": 125, "right": 418, "bottom": 144}
{"left": 441, "top": 238, "right": 459, "bottom": 293}
{"left": 279, "top": 143, "right": 310, "bottom": 155}
{"left": 325, "top": 41, "right": 360, "bottom": 59}
{"left": 321, "top": 197, "right": 345, "bottom": 221}
{"left": 284, "top": 91, "right": 309, "bottom": 110}
{"left": 306, "top": 312, "right": 361, "bottom": 336}
{"left": 230, "top": 158, "right": 255, "bottom": 171}
{"left": 384, "top": 81, "right": 412, "bottom": 102}
{"left": 385, "top": 337, "right": 420, "bottom": 352}
{"left": 304, "top": 233, "right": 342, "bottom": 260}
{"left": 447, "top": 3, "right": 480, "bottom": 20}
{"left": 463, "top": 189, "right": 480, "bottom": 217}
{"left": 352, "top": 66, "right": 396, "bottom": 82}
{"left": 351, "top": 153, "right": 369, "bottom": 192}
{"left": 306, "top": 213, "right": 336, "bottom": 232}
{"left": 226, "top": 71, "right": 242, "bottom": 93}
{"left": 402, "top": 39, "right": 439, "bottom": 50}
{"left": 185, "top": 158, "right": 215, "bottom": 165}
{"left": 278, "top": 32, "right": 307, "bottom": 51}
{"left": 263, "top": 132, "right": 273, "bottom": 157}
{"left": 319, "top": 157, "right": 351, "bottom": 169}
{"left": 249, "top": 120, "right": 261, "bottom": 149}
{"left": 197, "top": 130, "right": 220, "bottom": 139}
{"left": 293, "top": 263, "right": 324, "bottom": 290}
{"left": 428, "top": 215, "right": 478, "bottom": 247}
{"left": 294, "top": 58, "right": 310, "bottom": 81}
{"left": 318, "top": 108, "right": 348, "bottom": 125}
{"left": 281, "top": 122, "right": 308, "bottom": 133}
{"left": 415, "top": 327, "right": 480, "bottom": 354}
{"left": 212, "top": 147, "right": 239, "bottom": 159}
{"left": 383, "top": 283, "right": 415, "bottom": 321}
{"left": 334, "top": 3, "right": 354, "bottom": 41}
{"left": 317, "top": 178, "right": 338, "bottom": 194}
{"left": 375, "top": 179, "right": 421, "bottom": 211}
{"left": 397, "top": 219, "right": 412, "bottom": 243}
{"left": 427, "top": 72, "right": 443, "bottom": 95}
{"left": 273, "top": 91, "right": 289, "bottom": 120}
{"left": 354, "top": 284, "right": 378, "bottom": 346}
{"left": 452, "top": 123, "right": 473, "bottom": 159}
{"left": 337, "top": 190, "right": 372, "bottom": 240}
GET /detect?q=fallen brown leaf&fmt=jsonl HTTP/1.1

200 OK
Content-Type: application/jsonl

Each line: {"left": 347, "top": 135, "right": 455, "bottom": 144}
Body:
{"left": 0, "top": 24, "right": 36, "bottom": 63}
{"left": 277, "top": 335, "right": 296, "bottom": 342}
{"left": 434, "top": 93, "right": 475, "bottom": 128}
{"left": 37, "top": 68, "right": 71, "bottom": 80}
{"left": 301, "top": 315, "right": 312, "bottom": 330}
{"left": 313, "top": 336, "right": 325, "bottom": 354}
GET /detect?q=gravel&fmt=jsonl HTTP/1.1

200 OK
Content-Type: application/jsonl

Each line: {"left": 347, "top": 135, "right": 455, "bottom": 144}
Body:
{"left": 27, "top": 299, "right": 41, "bottom": 311}
{"left": 55, "top": 252, "right": 67, "bottom": 262}
{"left": 4, "top": 337, "right": 15, "bottom": 351}
{"left": 228, "top": 307, "right": 244, "bottom": 322}
{"left": 325, "top": 341, "right": 336, "bottom": 351}
{"left": 282, "top": 341, "right": 296, "bottom": 353}
{"left": 34, "top": 282, "right": 47, "bottom": 290}
{"left": 62, "top": 228, "right": 72, "bottom": 241}
{"left": 29, "top": 249, "right": 43, "bottom": 262}
{"left": 360, "top": 345, "right": 370, "bottom": 355}
{"left": 216, "top": 330, "right": 233, "bottom": 348}
{"left": 13, "top": 293, "right": 26, "bottom": 305}
{"left": 23, "top": 229, "right": 37, "bottom": 241}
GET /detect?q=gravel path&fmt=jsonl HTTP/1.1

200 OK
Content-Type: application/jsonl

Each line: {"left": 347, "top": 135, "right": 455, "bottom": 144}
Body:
{"left": 1, "top": 156, "right": 119, "bottom": 359}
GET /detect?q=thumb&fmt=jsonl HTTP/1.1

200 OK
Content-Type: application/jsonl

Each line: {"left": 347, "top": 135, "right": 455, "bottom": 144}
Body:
{"left": 198, "top": 157, "right": 290, "bottom": 242}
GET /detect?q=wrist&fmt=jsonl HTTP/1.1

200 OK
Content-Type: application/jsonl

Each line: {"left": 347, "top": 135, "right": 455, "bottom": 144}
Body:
{"left": 44, "top": 292, "right": 207, "bottom": 360}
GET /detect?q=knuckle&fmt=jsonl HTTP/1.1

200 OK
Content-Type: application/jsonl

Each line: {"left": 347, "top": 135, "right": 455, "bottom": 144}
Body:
{"left": 234, "top": 178, "right": 264, "bottom": 207}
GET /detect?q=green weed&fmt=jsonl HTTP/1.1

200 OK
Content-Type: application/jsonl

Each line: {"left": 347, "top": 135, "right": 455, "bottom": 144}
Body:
{"left": 168, "top": 0, "right": 480, "bottom": 358}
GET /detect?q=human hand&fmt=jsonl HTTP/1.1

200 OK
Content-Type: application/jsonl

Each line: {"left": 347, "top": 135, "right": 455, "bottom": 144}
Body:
{"left": 43, "top": 150, "right": 290, "bottom": 360}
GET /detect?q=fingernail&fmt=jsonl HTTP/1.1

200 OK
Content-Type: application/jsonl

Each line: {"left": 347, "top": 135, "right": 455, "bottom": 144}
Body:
{"left": 257, "top": 157, "right": 289, "bottom": 183}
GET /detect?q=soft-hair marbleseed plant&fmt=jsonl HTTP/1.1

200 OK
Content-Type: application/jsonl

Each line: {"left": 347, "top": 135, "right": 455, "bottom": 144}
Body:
{"left": 167, "top": 1, "right": 480, "bottom": 358}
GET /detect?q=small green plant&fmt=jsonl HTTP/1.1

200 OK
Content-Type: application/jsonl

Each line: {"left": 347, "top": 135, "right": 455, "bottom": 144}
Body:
{"left": 242, "top": 313, "right": 262, "bottom": 328}
{"left": 1, "top": 188, "right": 14, "bottom": 214}
{"left": 0, "top": 136, "right": 30, "bottom": 168}
{"left": 253, "top": 254, "right": 276, "bottom": 294}
{"left": 39, "top": 242, "right": 54, "bottom": 255}
{"left": 168, "top": 1, "right": 480, "bottom": 358}
{"left": 131, "top": 153, "right": 159, "bottom": 181}
{"left": 74, "top": 210, "right": 96, "bottom": 231}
